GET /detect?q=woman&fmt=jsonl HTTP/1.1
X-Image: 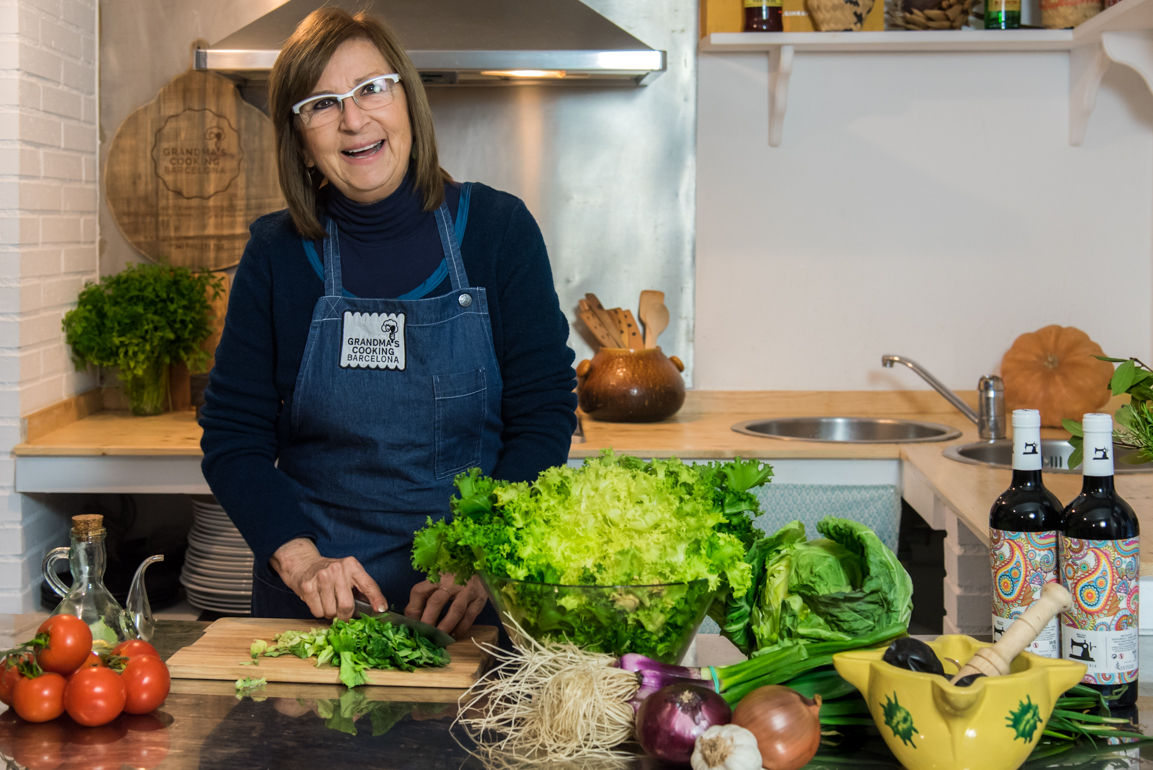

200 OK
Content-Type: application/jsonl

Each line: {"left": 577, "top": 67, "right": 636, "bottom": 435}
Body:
{"left": 199, "top": 7, "right": 577, "bottom": 637}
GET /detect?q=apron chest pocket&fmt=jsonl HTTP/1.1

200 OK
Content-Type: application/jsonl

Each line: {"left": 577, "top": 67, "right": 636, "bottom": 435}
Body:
{"left": 433, "top": 369, "right": 487, "bottom": 479}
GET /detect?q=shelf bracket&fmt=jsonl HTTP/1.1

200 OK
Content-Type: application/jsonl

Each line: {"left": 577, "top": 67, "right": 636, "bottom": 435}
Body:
{"left": 1070, "top": 29, "right": 1153, "bottom": 146}
{"left": 768, "top": 44, "right": 795, "bottom": 147}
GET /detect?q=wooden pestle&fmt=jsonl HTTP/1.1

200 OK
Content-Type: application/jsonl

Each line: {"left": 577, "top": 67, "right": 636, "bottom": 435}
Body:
{"left": 949, "top": 581, "right": 1073, "bottom": 684}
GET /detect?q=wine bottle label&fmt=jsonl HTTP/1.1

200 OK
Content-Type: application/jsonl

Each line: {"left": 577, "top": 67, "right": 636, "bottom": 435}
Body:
{"left": 990, "top": 528, "right": 1059, "bottom": 657}
{"left": 1059, "top": 535, "right": 1140, "bottom": 685}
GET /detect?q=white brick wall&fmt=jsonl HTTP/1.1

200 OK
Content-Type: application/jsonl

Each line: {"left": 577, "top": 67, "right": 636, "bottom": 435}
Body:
{"left": 0, "top": 0, "right": 98, "bottom": 613}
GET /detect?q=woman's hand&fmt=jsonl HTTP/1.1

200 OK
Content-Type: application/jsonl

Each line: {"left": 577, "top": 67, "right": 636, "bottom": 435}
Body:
{"left": 269, "top": 538, "right": 388, "bottom": 620}
{"left": 405, "top": 573, "right": 487, "bottom": 638}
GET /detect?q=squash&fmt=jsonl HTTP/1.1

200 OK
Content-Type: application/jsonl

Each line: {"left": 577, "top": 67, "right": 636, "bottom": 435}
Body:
{"left": 1000, "top": 325, "right": 1114, "bottom": 427}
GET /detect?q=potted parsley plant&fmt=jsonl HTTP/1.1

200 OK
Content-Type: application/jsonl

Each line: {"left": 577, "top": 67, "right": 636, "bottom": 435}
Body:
{"left": 62, "top": 263, "right": 225, "bottom": 415}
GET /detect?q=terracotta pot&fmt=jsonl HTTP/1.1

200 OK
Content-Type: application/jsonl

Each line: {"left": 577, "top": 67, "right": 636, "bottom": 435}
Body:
{"left": 576, "top": 347, "right": 685, "bottom": 423}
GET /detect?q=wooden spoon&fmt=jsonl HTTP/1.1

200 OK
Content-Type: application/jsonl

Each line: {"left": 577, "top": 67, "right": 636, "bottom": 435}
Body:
{"left": 638, "top": 290, "right": 668, "bottom": 349}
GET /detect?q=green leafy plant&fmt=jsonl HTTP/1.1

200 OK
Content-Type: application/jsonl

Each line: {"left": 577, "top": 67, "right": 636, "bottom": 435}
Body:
{"left": 1063, "top": 356, "right": 1153, "bottom": 468}
{"left": 62, "top": 263, "right": 224, "bottom": 415}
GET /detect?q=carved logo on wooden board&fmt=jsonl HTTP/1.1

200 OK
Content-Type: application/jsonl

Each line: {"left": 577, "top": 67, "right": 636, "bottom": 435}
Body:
{"left": 151, "top": 109, "right": 244, "bottom": 200}
{"left": 106, "top": 70, "right": 284, "bottom": 270}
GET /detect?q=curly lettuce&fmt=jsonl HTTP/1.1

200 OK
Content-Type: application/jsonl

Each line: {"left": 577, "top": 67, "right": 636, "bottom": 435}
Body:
{"left": 411, "top": 452, "right": 772, "bottom": 596}
{"left": 411, "top": 452, "right": 772, "bottom": 660}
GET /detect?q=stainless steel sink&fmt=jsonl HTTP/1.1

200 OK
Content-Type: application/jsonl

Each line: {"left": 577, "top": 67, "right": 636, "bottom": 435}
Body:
{"left": 732, "top": 416, "right": 962, "bottom": 444}
{"left": 944, "top": 439, "right": 1153, "bottom": 474}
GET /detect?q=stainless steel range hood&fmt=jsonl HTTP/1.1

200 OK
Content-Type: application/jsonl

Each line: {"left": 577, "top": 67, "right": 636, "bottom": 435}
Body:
{"left": 194, "top": 0, "right": 666, "bottom": 86}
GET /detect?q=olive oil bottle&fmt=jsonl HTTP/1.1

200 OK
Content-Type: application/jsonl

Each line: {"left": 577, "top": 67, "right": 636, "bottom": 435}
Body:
{"left": 989, "top": 409, "right": 1063, "bottom": 657}
{"left": 1060, "top": 413, "right": 1140, "bottom": 718}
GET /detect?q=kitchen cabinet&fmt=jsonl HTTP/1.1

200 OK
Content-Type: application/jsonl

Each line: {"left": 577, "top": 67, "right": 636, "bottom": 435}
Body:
{"left": 699, "top": 0, "right": 1153, "bottom": 146}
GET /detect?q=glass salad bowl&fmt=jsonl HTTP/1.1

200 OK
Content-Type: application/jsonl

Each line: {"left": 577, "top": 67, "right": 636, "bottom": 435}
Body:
{"left": 479, "top": 573, "right": 716, "bottom": 664}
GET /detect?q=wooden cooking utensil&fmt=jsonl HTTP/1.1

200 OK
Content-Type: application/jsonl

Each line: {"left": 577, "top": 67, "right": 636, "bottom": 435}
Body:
{"left": 949, "top": 582, "right": 1072, "bottom": 683}
{"left": 578, "top": 299, "right": 620, "bottom": 349}
{"left": 584, "top": 293, "right": 624, "bottom": 347}
{"left": 616, "top": 309, "right": 644, "bottom": 349}
{"left": 638, "top": 290, "right": 668, "bottom": 349}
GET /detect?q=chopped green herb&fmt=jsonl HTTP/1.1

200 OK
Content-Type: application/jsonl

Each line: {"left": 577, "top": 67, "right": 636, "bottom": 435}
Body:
{"left": 252, "top": 615, "right": 450, "bottom": 689}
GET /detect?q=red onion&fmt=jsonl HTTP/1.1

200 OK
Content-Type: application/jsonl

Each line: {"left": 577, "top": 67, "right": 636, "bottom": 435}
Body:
{"left": 619, "top": 653, "right": 715, "bottom": 711}
{"left": 635, "top": 682, "right": 732, "bottom": 765}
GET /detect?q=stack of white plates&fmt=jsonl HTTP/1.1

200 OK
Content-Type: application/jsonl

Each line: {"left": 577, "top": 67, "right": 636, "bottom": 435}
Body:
{"left": 181, "top": 496, "right": 253, "bottom": 615}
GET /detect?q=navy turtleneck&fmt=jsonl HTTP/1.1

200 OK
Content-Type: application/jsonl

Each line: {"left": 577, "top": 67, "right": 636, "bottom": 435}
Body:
{"left": 320, "top": 173, "right": 460, "bottom": 298}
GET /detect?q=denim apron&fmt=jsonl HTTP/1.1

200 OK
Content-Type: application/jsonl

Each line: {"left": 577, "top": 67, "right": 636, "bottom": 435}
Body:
{"left": 252, "top": 186, "right": 504, "bottom": 617}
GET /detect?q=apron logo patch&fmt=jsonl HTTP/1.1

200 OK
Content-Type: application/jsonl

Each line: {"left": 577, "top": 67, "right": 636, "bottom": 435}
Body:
{"left": 340, "top": 311, "right": 406, "bottom": 370}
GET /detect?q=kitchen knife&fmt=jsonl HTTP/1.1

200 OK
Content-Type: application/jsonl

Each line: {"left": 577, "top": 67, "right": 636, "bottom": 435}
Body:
{"left": 353, "top": 599, "right": 456, "bottom": 647}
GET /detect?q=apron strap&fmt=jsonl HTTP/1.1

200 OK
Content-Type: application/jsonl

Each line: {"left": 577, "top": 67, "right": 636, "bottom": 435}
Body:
{"left": 322, "top": 217, "right": 343, "bottom": 298}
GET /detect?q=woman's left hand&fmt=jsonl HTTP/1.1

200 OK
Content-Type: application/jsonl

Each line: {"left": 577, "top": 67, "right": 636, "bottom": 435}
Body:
{"left": 405, "top": 573, "right": 488, "bottom": 638}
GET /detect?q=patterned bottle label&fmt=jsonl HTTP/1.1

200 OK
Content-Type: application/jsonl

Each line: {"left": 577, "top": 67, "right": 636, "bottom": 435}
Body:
{"left": 1059, "top": 535, "right": 1140, "bottom": 685}
{"left": 990, "top": 528, "right": 1059, "bottom": 657}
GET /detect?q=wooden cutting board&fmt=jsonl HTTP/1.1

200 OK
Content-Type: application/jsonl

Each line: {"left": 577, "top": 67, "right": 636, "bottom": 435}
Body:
{"left": 104, "top": 70, "right": 285, "bottom": 270}
{"left": 166, "top": 617, "right": 498, "bottom": 689}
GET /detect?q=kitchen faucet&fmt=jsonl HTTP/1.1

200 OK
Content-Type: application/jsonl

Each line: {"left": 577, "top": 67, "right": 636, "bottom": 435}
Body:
{"left": 881, "top": 354, "right": 1006, "bottom": 440}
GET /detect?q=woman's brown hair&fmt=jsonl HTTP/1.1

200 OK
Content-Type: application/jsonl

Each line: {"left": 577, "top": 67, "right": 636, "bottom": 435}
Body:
{"left": 267, "top": 7, "right": 447, "bottom": 239}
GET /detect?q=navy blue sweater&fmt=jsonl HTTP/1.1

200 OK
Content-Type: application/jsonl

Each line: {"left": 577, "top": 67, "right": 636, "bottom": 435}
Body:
{"left": 199, "top": 181, "right": 577, "bottom": 566}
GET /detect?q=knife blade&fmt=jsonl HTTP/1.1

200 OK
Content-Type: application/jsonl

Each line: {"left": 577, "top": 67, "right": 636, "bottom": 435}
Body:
{"left": 353, "top": 599, "right": 456, "bottom": 647}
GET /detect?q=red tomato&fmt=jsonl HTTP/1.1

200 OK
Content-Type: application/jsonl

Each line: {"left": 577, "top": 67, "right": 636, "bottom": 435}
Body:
{"left": 112, "top": 639, "right": 159, "bottom": 660}
{"left": 12, "top": 673, "right": 66, "bottom": 723}
{"left": 63, "top": 667, "right": 125, "bottom": 727}
{"left": 78, "top": 651, "right": 104, "bottom": 669}
{"left": 35, "top": 615, "right": 92, "bottom": 676}
{"left": 120, "top": 655, "right": 170, "bottom": 714}
{"left": 0, "top": 653, "right": 31, "bottom": 707}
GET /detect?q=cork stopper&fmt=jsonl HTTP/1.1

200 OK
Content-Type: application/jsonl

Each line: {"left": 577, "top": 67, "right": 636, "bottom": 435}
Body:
{"left": 71, "top": 514, "right": 105, "bottom": 538}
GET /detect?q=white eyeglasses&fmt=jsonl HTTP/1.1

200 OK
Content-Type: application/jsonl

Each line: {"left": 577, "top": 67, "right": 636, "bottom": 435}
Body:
{"left": 292, "top": 74, "right": 402, "bottom": 127}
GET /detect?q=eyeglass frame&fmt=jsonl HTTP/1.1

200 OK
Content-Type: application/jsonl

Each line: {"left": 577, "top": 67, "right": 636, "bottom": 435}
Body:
{"left": 291, "top": 74, "right": 403, "bottom": 124}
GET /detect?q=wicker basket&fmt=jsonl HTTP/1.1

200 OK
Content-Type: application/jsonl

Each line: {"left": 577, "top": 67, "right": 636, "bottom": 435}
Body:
{"left": 886, "top": 0, "right": 973, "bottom": 28}
{"left": 807, "top": 0, "right": 877, "bottom": 29}
{"left": 1040, "top": 0, "right": 1100, "bottom": 27}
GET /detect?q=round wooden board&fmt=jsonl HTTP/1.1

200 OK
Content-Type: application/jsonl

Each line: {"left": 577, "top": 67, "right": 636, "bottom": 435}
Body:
{"left": 104, "top": 70, "right": 285, "bottom": 270}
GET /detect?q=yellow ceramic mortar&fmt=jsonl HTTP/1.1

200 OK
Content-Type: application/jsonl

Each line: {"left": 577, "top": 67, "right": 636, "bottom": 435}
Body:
{"left": 834, "top": 635, "right": 1086, "bottom": 770}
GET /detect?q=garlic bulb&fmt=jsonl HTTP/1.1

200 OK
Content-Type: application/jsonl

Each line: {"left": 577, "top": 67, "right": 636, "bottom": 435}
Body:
{"left": 690, "top": 723, "right": 763, "bottom": 770}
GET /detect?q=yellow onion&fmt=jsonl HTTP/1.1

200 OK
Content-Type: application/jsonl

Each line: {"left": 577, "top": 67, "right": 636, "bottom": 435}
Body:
{"left": 731, "top": 685, "right": 821, "bottom": 770}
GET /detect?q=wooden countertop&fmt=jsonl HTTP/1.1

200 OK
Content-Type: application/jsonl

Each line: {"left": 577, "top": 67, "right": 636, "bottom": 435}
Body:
{"left": 14, "top": 389, "right": 975, "bottom": 458}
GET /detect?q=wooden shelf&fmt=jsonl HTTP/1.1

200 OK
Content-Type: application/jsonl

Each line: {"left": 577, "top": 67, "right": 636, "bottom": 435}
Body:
{"left": 700, "top": 0, "right": 1153, "bottom": 146}
{"left": 701, "top": 29, "right": 1074, "bottom": 52}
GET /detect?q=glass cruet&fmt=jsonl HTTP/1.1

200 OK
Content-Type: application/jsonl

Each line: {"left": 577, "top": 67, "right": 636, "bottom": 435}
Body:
{"left": 42, "top": 513, "right": 138, "bottom": 647}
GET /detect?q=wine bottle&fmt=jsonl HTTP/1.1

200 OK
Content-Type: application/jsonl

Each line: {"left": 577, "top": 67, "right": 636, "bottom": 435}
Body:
{"left": 1060, "top": 412, "right": 1140, "bottom": 717}
{"left": 990, "top": 409, "right": 1063, "bottom": 657}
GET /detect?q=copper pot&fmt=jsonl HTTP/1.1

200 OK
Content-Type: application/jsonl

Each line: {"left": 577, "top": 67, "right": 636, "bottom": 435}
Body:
{"left": 576, "top": 347, "right": 685, "bottom": 423}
